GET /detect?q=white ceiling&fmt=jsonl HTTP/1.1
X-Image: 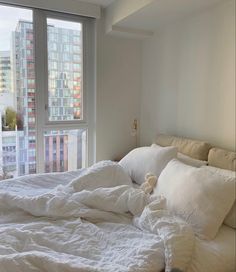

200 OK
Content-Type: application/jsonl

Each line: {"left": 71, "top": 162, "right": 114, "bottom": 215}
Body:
{"left": 77, "top": 0, "right": 115, "bottom": 7}
{"left": 116, "top": 0, "right": 225, "bottom": 31}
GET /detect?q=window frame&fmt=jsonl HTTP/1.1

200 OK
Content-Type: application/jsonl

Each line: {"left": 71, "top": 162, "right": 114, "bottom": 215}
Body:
{"left": 33, "top": 9, "right": 96, "bottom": 173}
{"left": 44, "top": 11, "right": 86, "bottom": 126}
{"left": 0, "top": 3, "right": 96, "bottom": 176}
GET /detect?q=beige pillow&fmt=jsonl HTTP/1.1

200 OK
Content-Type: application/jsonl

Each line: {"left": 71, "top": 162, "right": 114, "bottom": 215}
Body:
{"left": 201, "top": 165, "right": 236, "bottom": 229}
{"left": 155, "top": 134, "right": 211, "bottom": 160}
{"left": 208, "top": 148, "right": 236, "bottom": 171}
{"left": 155, "top": 159, "right": 235, "bottom": 240}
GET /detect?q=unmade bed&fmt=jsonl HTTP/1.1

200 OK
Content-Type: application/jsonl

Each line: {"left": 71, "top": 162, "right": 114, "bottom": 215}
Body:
{"left": 0, "top": 163, "right": 193, "bottom": 272}
{"left": 0, "top": 135, "right": 235, "bottom": 272}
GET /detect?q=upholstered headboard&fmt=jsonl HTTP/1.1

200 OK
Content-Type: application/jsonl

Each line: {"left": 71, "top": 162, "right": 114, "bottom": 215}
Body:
{"left": 155, "top": 134, "right": 211, "bottom": 161}
{"left": 155, "top": 134, "right": 236, "bottom": 171}
{"left": 208, "top": 147, "right": 236, "bottom": 171}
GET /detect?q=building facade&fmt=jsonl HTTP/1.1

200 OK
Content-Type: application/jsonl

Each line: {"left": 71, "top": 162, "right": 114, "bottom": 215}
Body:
{"left": 11, "top": 20, "right": 84, "bottom": 176}
{"left": 47, "top": 23, "right": 82, "bottom": 121}
{"left": 0, "top": 51, "right": 15, "bottom": 113}
{"left": 0, "top": 113, "right": 23, "bottom": 180}
{"left": 0, "top": 51, "right": 12, "bottom": 94}
{"left": 13, "top": 20, "right": 36, "bottom": 175}
{"left": 0, "top": 50, "right": 18, "bottom": 179}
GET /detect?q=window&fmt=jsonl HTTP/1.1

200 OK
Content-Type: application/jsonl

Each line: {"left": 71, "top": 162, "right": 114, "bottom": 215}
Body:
{"left": 73, "top": 54, "right": 81, "bottom": 62}
{"left": 44, "top": 129, "right": 87, "bottom": 172}
{"left": 63, "top": 44, "right": 70, "bottom": 52}
{"left": 0, "top": 5, "right": 36, "bottom": 180}
{"left": 0, "top": 4, "right": 95, "bottom": 181}
{"left": 73, "top": 36, "right": 80, "bottom": 43}
{"left": 46, "top": 18, "right": 83, "bottom": 122}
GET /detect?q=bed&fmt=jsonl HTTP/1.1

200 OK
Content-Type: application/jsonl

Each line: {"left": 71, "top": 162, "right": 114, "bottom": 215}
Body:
{"left": 152, "top": 135, "right": 236, "bottom": 272}
{"left": 0, "top": 135, "right": 235, "bottom": 272}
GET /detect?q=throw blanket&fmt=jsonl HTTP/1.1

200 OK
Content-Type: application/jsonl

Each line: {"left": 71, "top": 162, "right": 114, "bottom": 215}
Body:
{"left": 0, "top": 161, "right": 195, "bottom": 272}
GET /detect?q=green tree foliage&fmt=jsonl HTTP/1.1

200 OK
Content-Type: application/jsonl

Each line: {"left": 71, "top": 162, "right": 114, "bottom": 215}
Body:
{"left": 3, "top": 107, "right": 17, "bottom": 131}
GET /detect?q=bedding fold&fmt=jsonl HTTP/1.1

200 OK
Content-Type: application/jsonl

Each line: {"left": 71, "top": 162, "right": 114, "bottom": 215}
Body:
{"left": 0, "top": 161, "right": 195, "bottom": 272}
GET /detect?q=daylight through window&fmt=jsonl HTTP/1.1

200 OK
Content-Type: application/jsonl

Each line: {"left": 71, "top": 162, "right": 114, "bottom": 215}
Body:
{"left": 0, "top": 5, "right": 93, "bottom": 180}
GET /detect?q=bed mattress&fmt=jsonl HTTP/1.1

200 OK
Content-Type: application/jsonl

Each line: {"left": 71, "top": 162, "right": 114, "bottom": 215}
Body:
{"left": 189, "top": 225, "right": 236, "bottom": 272}
{"left": 127, "top": 182, "right": 236, "bottom": 272}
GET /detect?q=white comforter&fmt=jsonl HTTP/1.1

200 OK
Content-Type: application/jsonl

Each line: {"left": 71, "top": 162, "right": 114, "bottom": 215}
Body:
{"left": 0, "top": 161, "right": 195, "bottom": 272}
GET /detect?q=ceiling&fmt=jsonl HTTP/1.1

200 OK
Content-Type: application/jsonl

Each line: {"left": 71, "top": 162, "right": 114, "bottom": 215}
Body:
{"left": 116, "top": 0, "right": 225, "bottom": 32}
{"left": 77, "top": 0, "right": 115, "bottom": 7}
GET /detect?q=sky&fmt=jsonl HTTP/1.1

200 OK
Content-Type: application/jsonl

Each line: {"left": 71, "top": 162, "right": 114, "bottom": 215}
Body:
{"left": 0, "top": 5, "right": 32, "bottom": 51}
{"left": 47, "top": 18, "right": 82, "bottom": 31}
{"left": 0, "top": 4, "right": 82, "bottom": 52}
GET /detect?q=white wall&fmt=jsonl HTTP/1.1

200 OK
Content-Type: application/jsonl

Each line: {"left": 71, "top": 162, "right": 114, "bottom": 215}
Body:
{"left": 96, "top": 17, "right": 142, "bottom": 161}
{"left": 140, "top": 0, "right": 235, "bottom": 150}
{"left": 105, "top": 0, "right": 153, "bottom": 32}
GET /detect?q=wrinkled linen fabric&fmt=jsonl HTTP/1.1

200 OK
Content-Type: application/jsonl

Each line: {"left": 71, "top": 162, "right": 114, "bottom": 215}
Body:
{"left": 0, "top": 161, "right": 194, "bottom": 272}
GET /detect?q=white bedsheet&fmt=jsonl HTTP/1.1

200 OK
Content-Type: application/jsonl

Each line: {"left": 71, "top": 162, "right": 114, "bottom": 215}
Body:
{"left": 0, "top": 161, "right": 194, "bottom": 272}
{"left": 188, "top": 225, "right": 236, "bottom": 272}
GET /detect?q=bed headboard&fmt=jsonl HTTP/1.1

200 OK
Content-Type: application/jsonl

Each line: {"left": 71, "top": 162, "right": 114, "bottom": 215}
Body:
{"left": 208, "top": 147, "right": 236, "bottom": 171}
{"left": 155, "top": 134, "right": 236, "bottom": 171}
{"left": 155, "top": 134, "right": 211, "bottom": 161}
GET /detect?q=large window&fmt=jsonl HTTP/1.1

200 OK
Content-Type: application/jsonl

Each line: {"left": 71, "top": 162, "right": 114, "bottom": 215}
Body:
{"left": 47, "top": 18, "right": 83, "bottom": 122}
{"left": 0, "top": 4, "right": 95, "bottom": 180}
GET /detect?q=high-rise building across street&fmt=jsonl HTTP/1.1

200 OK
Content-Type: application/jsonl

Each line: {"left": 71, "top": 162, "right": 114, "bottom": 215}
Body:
{"left": 0, "top": 16, "right": 85, "bottom": 180}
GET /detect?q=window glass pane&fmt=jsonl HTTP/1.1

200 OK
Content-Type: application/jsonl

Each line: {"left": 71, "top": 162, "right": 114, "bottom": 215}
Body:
{"left": 47, "top": 18, "right": 83, "bottom": 122}
{"left": 0, "top": 5, "right": 36, "bottom": 180}
{"left": 44, "top": 129, "right": 87, "bottom": 173}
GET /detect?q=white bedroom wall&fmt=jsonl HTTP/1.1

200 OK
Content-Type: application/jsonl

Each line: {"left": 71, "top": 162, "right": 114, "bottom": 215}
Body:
{"left": 140, "top": 0, "right": 235, "bottom": 150}
{"left": 96, "top": 17, "right": 142, "bottom": 161}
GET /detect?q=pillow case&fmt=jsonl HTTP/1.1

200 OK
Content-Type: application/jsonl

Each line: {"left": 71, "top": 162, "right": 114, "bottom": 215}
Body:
{"left": 177, "top": 152, "right": 207, "bottom": 167}
{"left": 201, "top": 165, "right": 236, "bottom": 229}
{"left": 155, "top": 134, "right": 211, "bottom": 160}
{"left": 208, "top": 147, "right": 236, "bottom": 171}
{"left": 119, "top": 145, "right": 177, "bottom": 184}
{"left": 151, "top": 144, "right": 207, "bottom": 167}
{"left": 154, "top": 159, "right": 235, "bottom": 240}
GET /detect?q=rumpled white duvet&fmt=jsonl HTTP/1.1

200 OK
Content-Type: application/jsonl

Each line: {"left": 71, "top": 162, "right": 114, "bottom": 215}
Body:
{"left": 0, "top": 161, "right": 195, "bottom": 272}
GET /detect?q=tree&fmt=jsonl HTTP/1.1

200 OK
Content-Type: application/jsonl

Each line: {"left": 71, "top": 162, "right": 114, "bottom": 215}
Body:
{"left": 2, "top": 107, "right": 17, "bottom": 131}
{"left": 0, "top": 166, "right": 12, "bottom": 181}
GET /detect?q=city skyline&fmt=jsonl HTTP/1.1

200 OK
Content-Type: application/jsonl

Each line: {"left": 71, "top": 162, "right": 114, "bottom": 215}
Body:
{"left": 0, "top": 9, "right": 86, "bottom": 180}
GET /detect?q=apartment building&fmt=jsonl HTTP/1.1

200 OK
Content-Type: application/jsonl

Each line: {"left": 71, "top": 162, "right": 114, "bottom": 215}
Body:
{"left": 0, "top": 19, "right": 85, "bottom": 179}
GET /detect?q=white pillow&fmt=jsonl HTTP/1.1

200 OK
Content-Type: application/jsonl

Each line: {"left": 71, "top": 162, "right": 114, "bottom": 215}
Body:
{"left": 177, "top": 152, "right": 207, "bottom": 167}
{"left": 154, "top": 159, "right": 235, "bottom": 240}
{"left": 151, "top": 144, "right": 207, "bottom": 167}
{"left": 201, "top": 165, "right": 236, "bottom": 229}
{"left": 119, "top": 146, "right": 177, "bottom": 184}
